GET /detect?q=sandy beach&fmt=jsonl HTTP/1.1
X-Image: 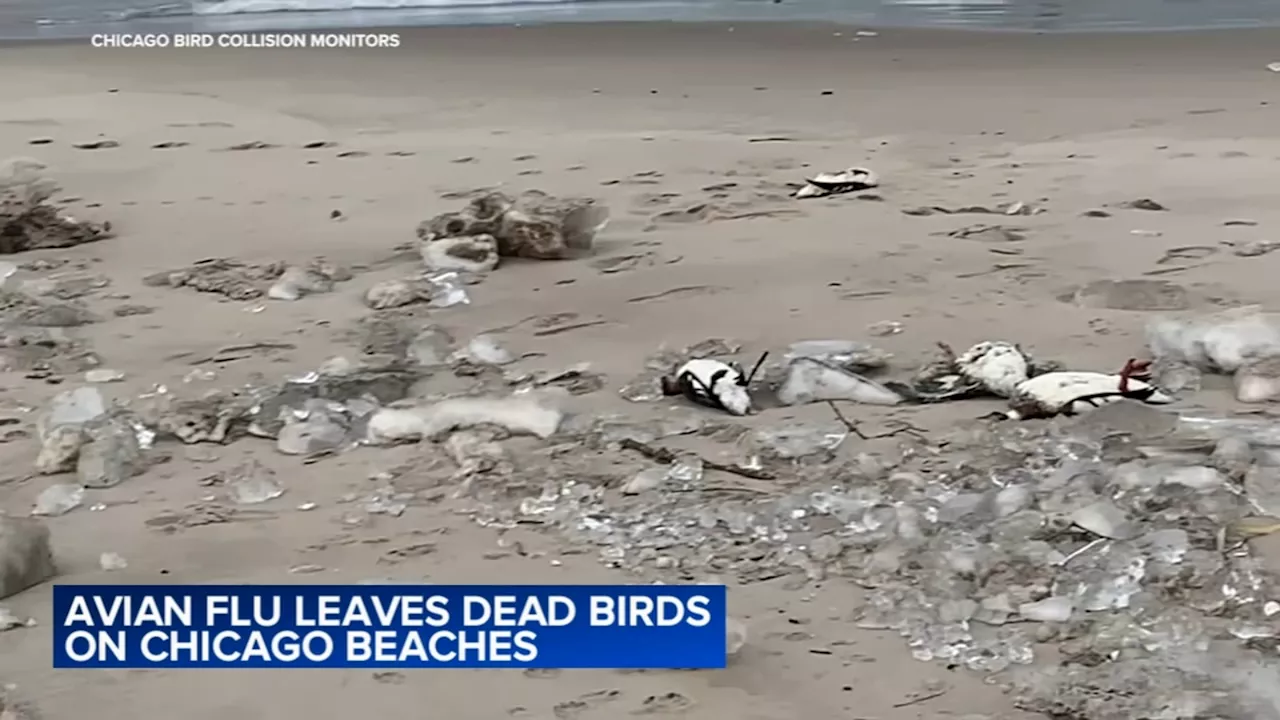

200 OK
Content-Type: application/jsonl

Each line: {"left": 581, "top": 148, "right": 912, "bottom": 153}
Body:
{"left": 2, "top": 22, "right": 1280, "bottom": 720}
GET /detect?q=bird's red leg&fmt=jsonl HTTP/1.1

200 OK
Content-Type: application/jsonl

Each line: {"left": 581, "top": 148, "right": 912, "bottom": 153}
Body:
{"left": 1118, "top": 359, "right": 1135, "bottom": 393}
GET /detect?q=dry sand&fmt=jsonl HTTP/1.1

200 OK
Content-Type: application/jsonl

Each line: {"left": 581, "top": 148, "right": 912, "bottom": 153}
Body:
{"left": 1, "top": 22, "right": 1280, "bottom": 720}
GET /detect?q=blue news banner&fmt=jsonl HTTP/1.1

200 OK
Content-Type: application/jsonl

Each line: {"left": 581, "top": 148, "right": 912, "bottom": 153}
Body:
{"left": 53, "top": 584, "right": 727, "bottom": 669}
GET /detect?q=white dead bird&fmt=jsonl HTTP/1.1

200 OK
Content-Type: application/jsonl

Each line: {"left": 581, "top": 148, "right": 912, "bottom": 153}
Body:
{"left": 955, "top": 341, "right": 1033, "bottom": 398}
{"left": 660, "top": 354, "right": 768, "bottom": 416}
{"left": 1003, "top": 359, "right": 1174, "bottom": 421}
{"left": 794, "top": 167, "right": 878, "bottom": 199}
{"left": 895, "top": 340, "right": 1050, "bottom": 404}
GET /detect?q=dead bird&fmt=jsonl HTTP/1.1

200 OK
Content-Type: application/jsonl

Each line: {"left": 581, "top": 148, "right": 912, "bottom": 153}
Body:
{"left": 885, "top": 343, "right": 985, "bottom": 403}
{"left": 955, "top": 341, "right": 1037, "bottom": 398}
{"left": 891, "top": 341, "right": 1055, "bottom": 403}
{"left": 1001, "top": 358, "right": 1174, "bottom": 421}
{"left": 794, "top": 167, "right": 878, "bottom": 199}
{"left": 661, "top": 352, "right": 768, "bottom": 416}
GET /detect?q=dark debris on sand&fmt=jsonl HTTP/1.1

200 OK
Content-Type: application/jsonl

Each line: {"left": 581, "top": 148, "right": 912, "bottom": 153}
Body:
{"left": 417, "top": 190, "right": 609, "bottom": 261}
{"left": 0, "top": 186, "right": 113, "bottom": 255}
{"left": 142, "top": 257, "right": 350, "bottom": 301}
{"left": 142, "top": 258, "right": 284, "bottom": 301}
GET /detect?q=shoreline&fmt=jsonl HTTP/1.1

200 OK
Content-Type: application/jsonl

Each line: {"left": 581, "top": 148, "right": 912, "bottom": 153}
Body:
{"left": 7, "top": 18, "right": 1280, "bottom": 46}
{"left": 6, "top": 5, "right": 1280, "bottom": 41}
{"left": 7, "top": 21, "right": 1280, "bottom": 70}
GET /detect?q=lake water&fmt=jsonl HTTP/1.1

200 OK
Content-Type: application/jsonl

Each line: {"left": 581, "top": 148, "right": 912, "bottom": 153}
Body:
{"left": 3, "top": 0, "right": 1279, "bottom": 40}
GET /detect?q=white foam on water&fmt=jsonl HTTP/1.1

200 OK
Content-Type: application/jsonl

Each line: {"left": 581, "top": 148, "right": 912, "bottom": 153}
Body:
{"left": 192, "top": 0, "right": 579, "bottom": 15}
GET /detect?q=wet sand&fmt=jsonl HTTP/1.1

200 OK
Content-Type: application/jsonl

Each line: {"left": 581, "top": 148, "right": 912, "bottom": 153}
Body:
{"left": 1, "top": 22, "right": 1279, "bottom": 720}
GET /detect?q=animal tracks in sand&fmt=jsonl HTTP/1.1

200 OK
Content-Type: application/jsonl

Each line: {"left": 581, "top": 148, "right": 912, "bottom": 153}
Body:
{"left": 631, "top": 692, "right": 694, "bottom": 714}
{"left": 552, "top": 689, "right": 623, "bottom": 719}
{"left": 484, "top": 312, "right": 615, "bottom": 338}
{"left": 19, "top": 132, "right": 410, "bottom": 159}
{"left": 635, "top": 182, "right": 802, "bottom": 229}
{"left": 626, "top": 285, "right": 723, "bottom": 304}
{"left": 601, "top": 170, "right": 665, "bottom": 186}
{"left": 541, "top": 689, "right": 691, "bottom": 719}
{"left": 71, "top": 139, "right": 120, "bottom": 150}
{"left": 643, "top": 202, "right": 801, "bottom": 229}
{"left": 589, "top": 252, "right": 677, "bottom": 274}
{"left": 166, "top": 121, "right": 234, "bottom": 129}
{"left": 60, "top": 192, "right": 392, "bottom": 210}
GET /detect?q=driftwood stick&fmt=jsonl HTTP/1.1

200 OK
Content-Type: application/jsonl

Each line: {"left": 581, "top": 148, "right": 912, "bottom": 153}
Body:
{"left": 826, "top": 401, "right": 928, "bottom": 441}
{"left": 617, "top": 438, "right": 775, "bottom": 480}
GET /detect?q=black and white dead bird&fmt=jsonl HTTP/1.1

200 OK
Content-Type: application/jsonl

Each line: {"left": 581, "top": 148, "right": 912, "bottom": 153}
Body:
{"left": 794, "top": 167, "right": 878, "bottom": 199}
{"left": 1002, "top": 358, "right": 1174, "bottom": 420}
{"left": 660, "top": 353, "right": 769, "bottom": 416}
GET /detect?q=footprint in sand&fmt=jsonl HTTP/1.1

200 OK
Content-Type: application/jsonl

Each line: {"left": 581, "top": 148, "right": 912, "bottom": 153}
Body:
{"left": 627, "top": 170, "right": 664, "bottom": 185}
{"left": 631, "top": 692, "right": 692, "bottom": 715}
{"left": 553, "top": 689, "right": 622, "bottom": 719}
{"left": 632, "top": 192, "right": 681, "bottom": 208}
{"left": 591, "top": 252, "right": 658, "bottom": 274}
{"left": 649, "top": 204, "right": 714, "bottom": 224}
{"left": 220, "top": 141, "right": 276, "bottom": 151}
{"left": 701, "top": 181, "right": 738, "bottom": 193}
{"left": 2, "top": 118, "right": 60, "bottom": 127}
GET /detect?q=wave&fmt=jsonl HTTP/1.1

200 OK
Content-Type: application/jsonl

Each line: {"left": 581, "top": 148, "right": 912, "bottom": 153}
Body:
{"left": 111, "top": 3, "right": 197, "bottom": 20}
{"left": 191, "top": 0, "right": 593, "bottom": 15}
